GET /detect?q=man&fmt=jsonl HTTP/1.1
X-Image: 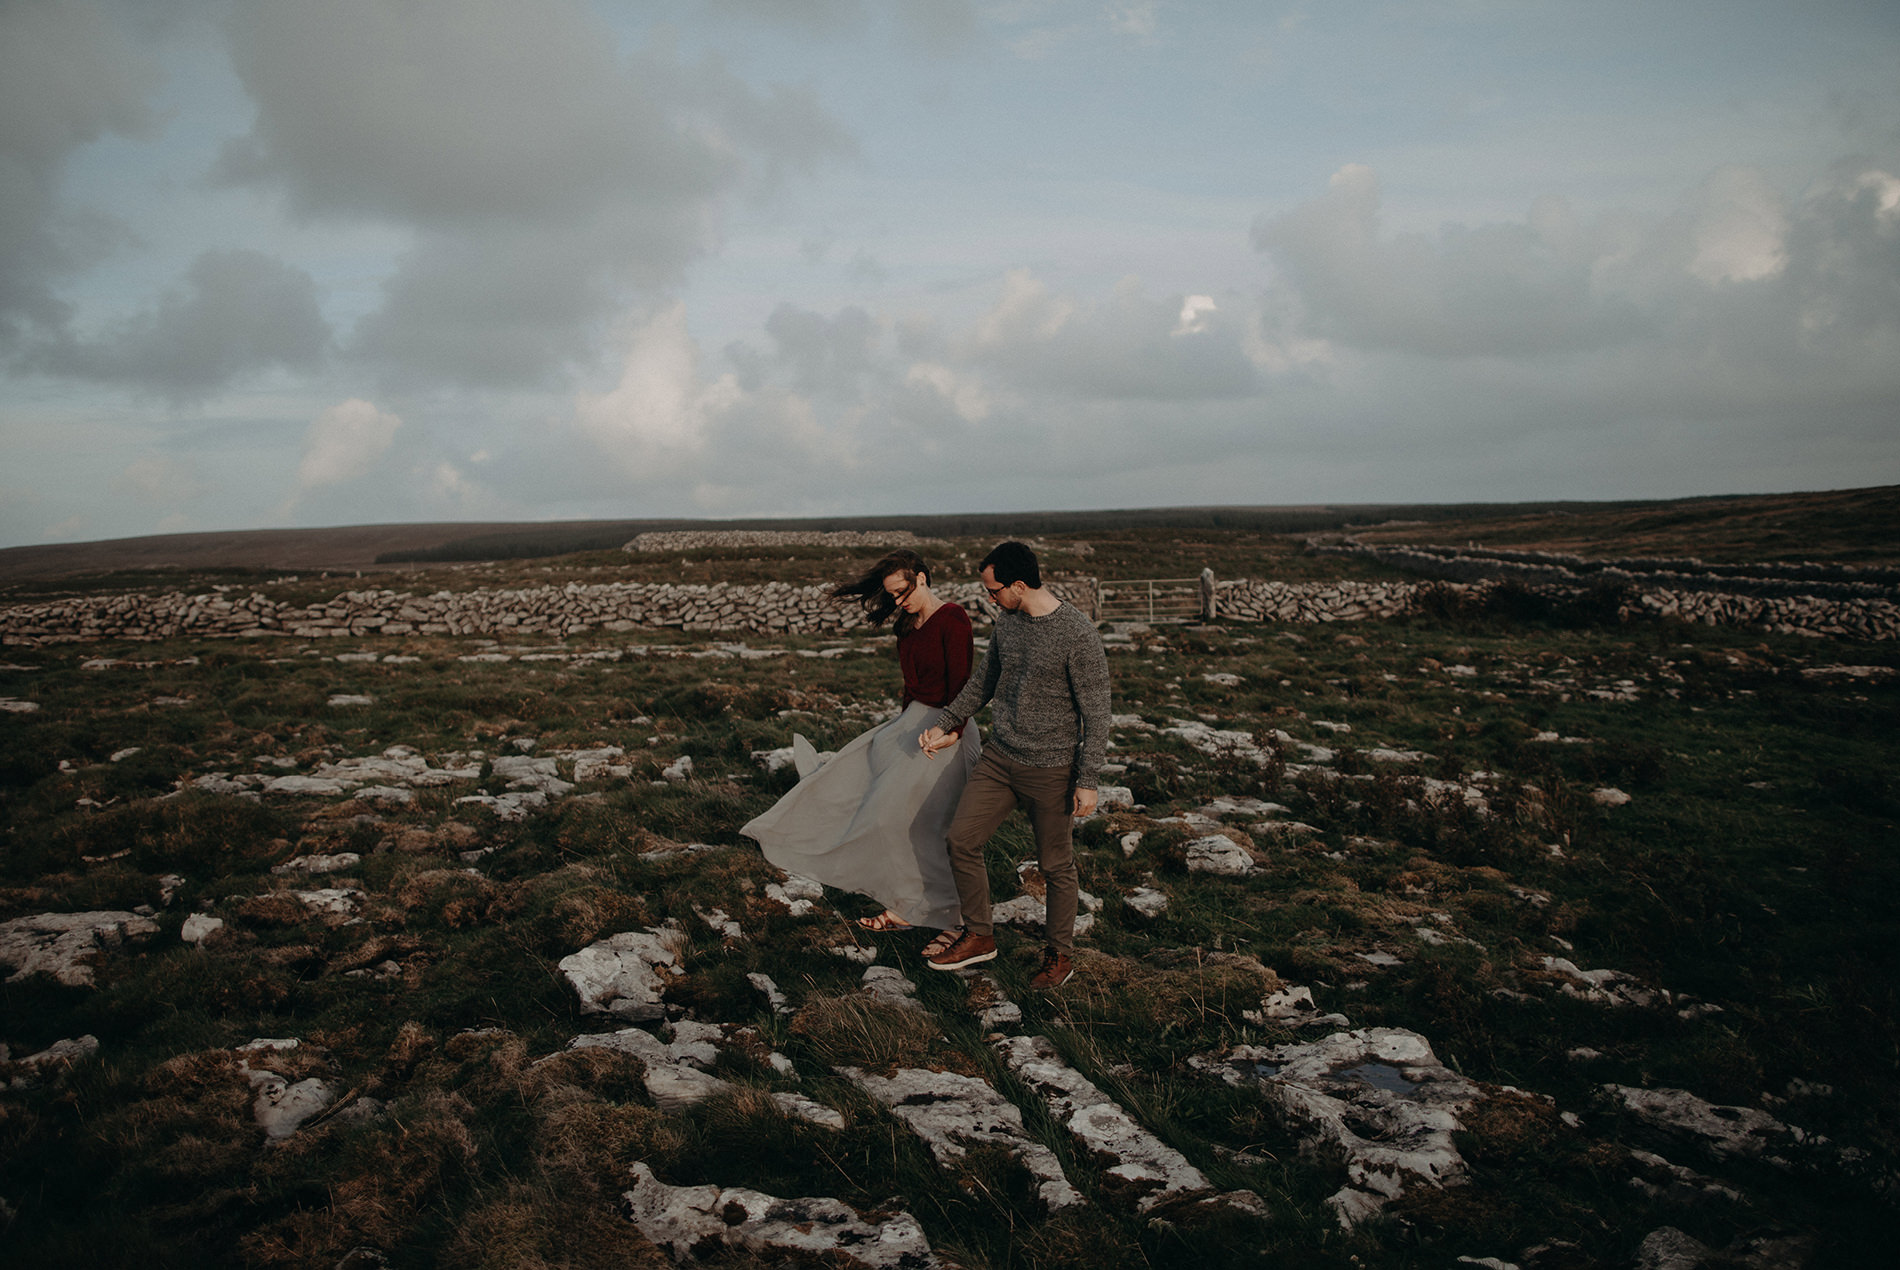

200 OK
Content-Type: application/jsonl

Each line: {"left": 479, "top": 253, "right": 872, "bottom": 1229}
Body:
{"left": 918, "top": 541, "right": 1111, "bottom": 989}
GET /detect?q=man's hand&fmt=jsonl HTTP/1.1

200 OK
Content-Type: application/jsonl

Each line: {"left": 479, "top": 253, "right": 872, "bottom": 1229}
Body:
{"left": 919, "top": 726, "right": 957, "bottom": 757}
{"left": 1071, "top": 787, "right": 1098, "bottom": 817}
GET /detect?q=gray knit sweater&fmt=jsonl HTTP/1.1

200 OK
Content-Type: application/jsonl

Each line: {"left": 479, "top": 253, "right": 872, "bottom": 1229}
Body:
{"left": 935, "top": 600, "right": 1111, "bottom": 787}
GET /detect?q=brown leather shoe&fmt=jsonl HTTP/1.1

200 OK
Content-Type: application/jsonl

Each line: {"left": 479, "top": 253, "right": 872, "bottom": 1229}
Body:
{"left": 926, "top": 929, "right": 997, "bottom": 971}
{"left": 1030, "top": 948, "right": 1074, "bottom": 989}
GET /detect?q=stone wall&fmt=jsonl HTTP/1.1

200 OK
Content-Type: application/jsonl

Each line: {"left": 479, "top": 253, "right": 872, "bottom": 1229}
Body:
{"left": 0, "top": 579, "right": 1080, "bottom": 646}
{"left": 625, "top": 530, "right": 934, "bottom": 553}
{"left": 1214, "top": 579, "right": 1420, "bottom": 623}
{"left": 1311, "top": 540, "right": 1900, "bottom": 602}
{"left": 3, "top": 572, "right": 1895, "bottom": 646}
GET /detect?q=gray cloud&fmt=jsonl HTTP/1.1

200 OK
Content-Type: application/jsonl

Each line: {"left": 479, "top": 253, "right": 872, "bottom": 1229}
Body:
{"left": 961, "top": 271, "right": 1261, "bottom": 400}
{"left": 216, "top": 0, "right": 851, "bottom": 389}
{"left": 1255, "top": 160, "right": 1900, "bottom": 387}
{"left": 0, "top": 0, "right": 157, "bottom": 352}
{"left": 1252, "top": 164, "right": 1651, "bottom": 358}
{"left": 36, "top": 248, "right": 329, "bottom": 399}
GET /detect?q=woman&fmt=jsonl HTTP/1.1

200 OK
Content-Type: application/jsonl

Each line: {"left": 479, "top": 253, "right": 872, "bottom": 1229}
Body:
{"left": 741, "top": 550, "right": 979, "bottom": 944}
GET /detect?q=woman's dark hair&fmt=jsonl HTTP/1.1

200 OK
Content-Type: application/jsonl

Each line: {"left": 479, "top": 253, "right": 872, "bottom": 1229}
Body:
{"left": 831, "top": 549, "right": 931, "bottom": 634}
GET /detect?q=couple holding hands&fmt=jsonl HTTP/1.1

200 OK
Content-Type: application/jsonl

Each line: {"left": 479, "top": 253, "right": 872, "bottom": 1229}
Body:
{"left": 742, "top": 541, "right": 1111, "bottom": 989}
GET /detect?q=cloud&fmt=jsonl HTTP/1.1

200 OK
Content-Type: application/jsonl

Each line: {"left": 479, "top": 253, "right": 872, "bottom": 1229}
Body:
{"left": 962, "top": 270, "right": 1261, "bottom": 400}
{"left": 1253, "top": 164, "right": 1651, "bottom": 358}
{"left": 110, "top": 454, "right": 214, "bottom": 507}
{"left": 1687, "top": 166, "right": 1789, "bottom": 284}
{"left": 1253, "top": 158, "right": 1900, "bottom": 384}
{"left": 37, "top": 249, "right": 329, "bottom": 398}
{"left": 217, "top": 0, "right": 851, "bottom": 389}
{"left": 1107, "top": 3, "right": 1157, "bottom": 39}
{"left": 295, "top": 398, "right": 401, "bottom": 490}
{"left": 0, "top": 0, "right": 158, "bottom": 352}
{"left": 575, "top": 304, "right": 741, "bottom": 476}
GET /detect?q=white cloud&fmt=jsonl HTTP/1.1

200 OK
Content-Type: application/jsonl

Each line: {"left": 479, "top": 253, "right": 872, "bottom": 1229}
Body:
{"left": 905, "top": 361, "right": 991, "bottom": 421}
{"left": 296, "top": 398, "right": 402, "bottom": 489}
{"left": 1173, "top": 294, "right": 1216, "bottom": 336}
{"left": 1687, "top": 166, "right": 1788, "bottom": 285}
{"left": 575, "top": 304, "right": 741, "bottom": 472}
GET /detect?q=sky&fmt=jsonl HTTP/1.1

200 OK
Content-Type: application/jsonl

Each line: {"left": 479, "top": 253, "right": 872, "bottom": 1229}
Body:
{"left": 2, "top": 0, "right": 1898, "bottom": 548}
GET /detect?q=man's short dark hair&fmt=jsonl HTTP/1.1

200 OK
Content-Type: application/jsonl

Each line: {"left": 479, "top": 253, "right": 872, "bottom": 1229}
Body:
{"left": 982, "top": 541, "right": 1041, "bottom": 589}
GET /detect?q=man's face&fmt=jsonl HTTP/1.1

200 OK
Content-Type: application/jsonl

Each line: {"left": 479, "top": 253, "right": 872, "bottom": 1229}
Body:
{"left": 981, "top": 566, "right": 1022, "bottom": 611}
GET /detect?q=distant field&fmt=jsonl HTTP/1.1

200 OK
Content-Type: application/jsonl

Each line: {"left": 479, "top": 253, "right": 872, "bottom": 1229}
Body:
{"left": 5, "top": 486, "right": 1893, "bottom": 588}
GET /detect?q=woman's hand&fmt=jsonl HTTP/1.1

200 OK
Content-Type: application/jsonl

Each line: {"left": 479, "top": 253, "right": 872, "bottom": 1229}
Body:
{"left": 919, "top": 726, "right": 957, "bottom": 757}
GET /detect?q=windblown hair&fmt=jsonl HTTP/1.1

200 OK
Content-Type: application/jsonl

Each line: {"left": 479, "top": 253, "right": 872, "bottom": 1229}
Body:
{"left": 981, "top": 540, "right": 1041, "bottom": 589}
{"left": 831, "top": 549, "right": 932, "bottom": 635}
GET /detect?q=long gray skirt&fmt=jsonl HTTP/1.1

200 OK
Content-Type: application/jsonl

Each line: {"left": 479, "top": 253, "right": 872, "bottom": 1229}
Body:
{"left": 741, "top": 702, "right": 978, "bottom": 930}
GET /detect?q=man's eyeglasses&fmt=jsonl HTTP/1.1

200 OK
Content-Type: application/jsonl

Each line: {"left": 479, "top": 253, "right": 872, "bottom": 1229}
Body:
{"left": 984, "top": 583, "right": 1008, "bottom": 599}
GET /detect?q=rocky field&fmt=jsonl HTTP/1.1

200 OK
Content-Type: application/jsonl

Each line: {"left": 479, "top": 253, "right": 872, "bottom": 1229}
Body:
{"left": 1, "top": 532, "right": 1896, "bottom": 1268}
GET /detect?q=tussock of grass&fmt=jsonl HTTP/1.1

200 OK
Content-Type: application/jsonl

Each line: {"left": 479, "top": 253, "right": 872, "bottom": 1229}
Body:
{"left": 789, "top": 993, "right": 937, "bottom": 1074}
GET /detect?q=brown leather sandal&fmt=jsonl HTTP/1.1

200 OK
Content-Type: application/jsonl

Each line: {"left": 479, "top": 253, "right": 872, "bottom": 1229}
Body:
{"left": 919, "top": 927, "right": 963, "bottom": 959}
{"left": 855, "top": 910, "right": 913, "bottom": 933}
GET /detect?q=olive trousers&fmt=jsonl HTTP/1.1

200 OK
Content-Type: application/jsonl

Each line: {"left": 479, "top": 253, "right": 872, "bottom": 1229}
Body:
{"left": 943, "top": 749, "right": 1079, "bottom": 957}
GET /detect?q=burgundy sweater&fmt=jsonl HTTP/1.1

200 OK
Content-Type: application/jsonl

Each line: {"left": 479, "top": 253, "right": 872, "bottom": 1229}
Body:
{"left": 899, "top": 602, "right": 974, "bottom": 708}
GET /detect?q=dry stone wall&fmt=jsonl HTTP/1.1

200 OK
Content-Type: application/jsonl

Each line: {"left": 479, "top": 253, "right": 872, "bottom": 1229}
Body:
{"left": 625, "top": 530, "right": 933, "bottom": 553}
{"left": 3, "top": 571, "right": 1894, "bottom": 645}
{"left": 1, "top": 579, "right": 1080, "bottom": 646}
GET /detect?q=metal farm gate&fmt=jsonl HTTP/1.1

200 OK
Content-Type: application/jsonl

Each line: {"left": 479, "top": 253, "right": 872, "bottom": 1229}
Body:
{"left": 1096, "top": 576, "right": 1206, "bottom": 623}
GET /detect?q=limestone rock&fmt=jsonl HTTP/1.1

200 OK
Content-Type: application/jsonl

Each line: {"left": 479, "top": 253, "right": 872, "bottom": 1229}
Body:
{"left": 1184, "top": 835, "right": 1258, "bottom": 876}
{"left": 1602, "top": 1085, "right": 1818, "bottom": 1167}
{"left": 0, "top": 911, "right": 160, "bottom": 987}
{"left": 6, "top": 1034, "right": 99, "bottom": 1088}
{"left": 1122, "top": 886, "right": 1169, "bottom": 918}
{"left": 180, "top": 914, "right": 225, "bottom": 944}
{"left": 238, "top": 1054, "right": 338, "bottom": 1140}
{"left": 1633, "top": 1226, "right": 1713, "bottom": 1270}
{"left": 559, "top": 925, "right": 685, "bottom": 1021}
{"left": 623, "top": 1161, "right": 940, "bottom": 1267}
{"left": 996, "top": 1034, "right": 1215, "bottom": 1212}
{"left": 843, "top": 1066, "right": 1083, "bottom": 1212}
{"left": 861, "top": 965, "right": 925, "bottom": 1011}
{"left": 1192, "top": 1027, "right": 1483, "bottom": 1226}
{"left": 271, "top": 852, "right": 362, "bottom": 875}
{"left": 766, "top": 873, "right": 825, "bottom": 917}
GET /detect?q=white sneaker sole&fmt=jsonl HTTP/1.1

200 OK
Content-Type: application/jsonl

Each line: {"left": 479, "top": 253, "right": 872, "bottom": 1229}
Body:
{"left": 928, "top": 947, "right": 997, "bottom": 971}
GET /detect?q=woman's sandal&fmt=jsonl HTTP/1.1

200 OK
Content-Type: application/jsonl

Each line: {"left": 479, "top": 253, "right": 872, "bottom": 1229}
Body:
{"left": 919, "top": 927, "right": 963, "bottom": 959}
{"left": 856, "top": 910, "right": 914, "bottom": 933}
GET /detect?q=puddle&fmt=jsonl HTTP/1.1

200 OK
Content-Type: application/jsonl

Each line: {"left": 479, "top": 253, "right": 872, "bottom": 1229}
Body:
{"left": 1340, "top": 1062, "right": 1417, "bottom": 1096}
{"left": 1245, "top": 1061, "right": 1281, "bottom": 1079}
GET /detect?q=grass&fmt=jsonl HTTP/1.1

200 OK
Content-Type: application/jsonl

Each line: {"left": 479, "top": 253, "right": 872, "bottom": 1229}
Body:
{"left": 1, "top": 529, "right": 1897, "bottom": 1266}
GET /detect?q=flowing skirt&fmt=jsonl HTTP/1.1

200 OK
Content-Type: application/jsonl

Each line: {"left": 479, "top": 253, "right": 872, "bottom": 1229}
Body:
{"left": 741, "top": 702, "right": 979, "bottom": 930}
